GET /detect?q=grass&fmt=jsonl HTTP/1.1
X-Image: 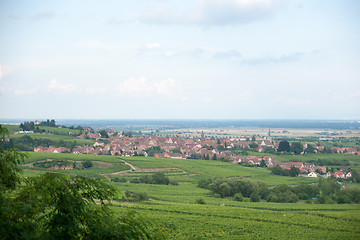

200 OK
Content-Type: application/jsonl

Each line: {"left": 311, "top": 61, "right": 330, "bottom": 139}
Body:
{"left": 10, "top": 133, "right": 95, "bottom": 146}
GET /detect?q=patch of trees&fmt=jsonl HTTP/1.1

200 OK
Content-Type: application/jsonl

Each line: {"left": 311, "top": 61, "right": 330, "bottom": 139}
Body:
{"left": 145, "top": 146, "right": 164, "bottom": 157}
{"left": 277, "top": 140, "right": 290, "bottom": 152}
{"left": 130, "top": 172, "right": 178, "bottom": 185}
{"left": 123, "top": 191, "right": 149, "bottom": 202}
{"left": 19, "top": 121, "right": 35, "bottom": 131}
{"left": 98, "top": 129, "right": 109, "bottom": 138}
{"left": 198, "top": 177, "right": 360, "bottom": 204}
{"left": 271, "top": 165, "right": 300, "bottom": 177}
{"left": 38, "top": 119, "right": 57, "bottom": 127}
{"left": 82, "top": 160, "right": 93, "bottom": 168}
{"left": 198, "top": 178, "right": 262, "bottom": 199}
{"left": 33, "top": 159, "right": 74, "bottom": 169}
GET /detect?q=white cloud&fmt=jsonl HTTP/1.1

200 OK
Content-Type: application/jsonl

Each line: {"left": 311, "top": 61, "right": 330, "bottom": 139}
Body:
{"left": 0, "top": 64, "right": 11, "bottom": 79}
{"left": 145, "top": 43, "right": 161, "bottom": 49}
{"left": 47, "top": 78, "right": 77, "bottom": 93}
{"left": 115, "top": 77, "right": 184, "bottom": 98}
{"left": 164, "top": 50, "right": 178, "bottom": 57}
{"left": 80, "top": 40, "right": 118, "bottom": 50}
{"left": 154, "top": 78, "right": 182, "bottom": 96}
{"left": 14, "top": 88, "right": 39, "bottom": 95}
{"left": 116, "top": 77, "right": 153, "bottom": 96}
{"left": 141, "top": 0, "right": 282, "bottom": 26}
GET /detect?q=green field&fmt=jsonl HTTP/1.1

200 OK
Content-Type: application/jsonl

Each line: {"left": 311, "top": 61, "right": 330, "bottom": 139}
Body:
{"left": 21, "top": 153, "right": 360, "bottom": 239}
{"left": 10, "top": 133, "right": 94, "bottom": 146}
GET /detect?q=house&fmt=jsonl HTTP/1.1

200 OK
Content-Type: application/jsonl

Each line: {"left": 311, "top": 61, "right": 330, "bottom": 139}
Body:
{"left": 333, "top": 171, "right": 345, "bottom": 179}
{"left": 34, "top": 120, "right": 40, "bottom": 125}
{"left": 345, "top": 172, "right": 352, "bottom": 179}
{"left": 307, "top": 172, "right": 319, "bottom": 178}
{"left": 93, "top": 142, "right": 104, "bottom": 147}
{"left": 345, "top": 148, "right": 358, "bottom": 155}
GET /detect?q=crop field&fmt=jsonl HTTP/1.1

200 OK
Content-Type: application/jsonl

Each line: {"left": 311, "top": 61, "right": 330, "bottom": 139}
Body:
{"left": 163, "top": 127, "right": 360, "bottom": 139}
{"left": 113, "top": 202, "right": 360, "bottom": 239}
{"left": 21, "top": 153, "right": 360, "bottom": 239}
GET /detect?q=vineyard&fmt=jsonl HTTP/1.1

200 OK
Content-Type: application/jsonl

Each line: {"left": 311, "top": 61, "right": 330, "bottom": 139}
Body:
{"left": 21, "top": 152, "right": 360, "bottom": 239}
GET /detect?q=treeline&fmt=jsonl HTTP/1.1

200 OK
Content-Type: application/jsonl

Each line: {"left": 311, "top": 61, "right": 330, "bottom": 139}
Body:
{"left": 20, "top": 119, "right": 56, "bottom": 131}
{"left": 198, "top": 177, "right": 360, "bottom": 204}
{"left": 130, "top": 172, "right": 178, "bottom": 185}
{"left": 1, "top": 135, "right": 80, "bottom": 151}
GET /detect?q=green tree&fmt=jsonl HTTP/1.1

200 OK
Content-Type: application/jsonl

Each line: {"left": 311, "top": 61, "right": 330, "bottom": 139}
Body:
{"left": 277, "top": 140, "right": 290, "bottom": 152}
{"left": 291, "top": 142, "right": 304, "bottom": 155}
{"left": 305, "top": 143, "right": 315, "bottom": 153}
{"left": 249, "top": 142, "right": 258, "bottom": 149}
{"left": 82, "top": 160, "right": 93, "bottom": 168}
{"left": 98, "top": 129, "right": 109, "bottom": 138}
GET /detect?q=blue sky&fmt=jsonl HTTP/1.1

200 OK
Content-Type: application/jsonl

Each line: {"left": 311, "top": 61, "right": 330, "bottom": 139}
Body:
{"left": 0, "top": 0, "right": 359, "bottom": 119}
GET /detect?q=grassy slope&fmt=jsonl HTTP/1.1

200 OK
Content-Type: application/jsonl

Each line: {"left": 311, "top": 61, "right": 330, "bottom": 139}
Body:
{"left": 10, "top": 133, "right": 94, "bottom": 145}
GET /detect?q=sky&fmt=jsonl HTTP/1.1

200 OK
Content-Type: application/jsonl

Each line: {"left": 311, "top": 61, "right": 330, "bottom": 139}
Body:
{"left": 0, "top": 0, "right": 359, "bottom": 120}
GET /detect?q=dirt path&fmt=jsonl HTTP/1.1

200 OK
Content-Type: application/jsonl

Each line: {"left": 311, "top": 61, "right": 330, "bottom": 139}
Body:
{"left": 123, "top": 161, "right": 137, "bottom": 171}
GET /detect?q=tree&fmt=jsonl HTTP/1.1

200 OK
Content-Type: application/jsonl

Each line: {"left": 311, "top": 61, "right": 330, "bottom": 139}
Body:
{"left": 249, "top": 142, "right": 258, "bottom": 149}
{"left": 98, "top": 129, "right": 109, "bottom": 138}
{"left": 277, "top": 140, "right": 290, "bottom": 152}
{"left": 291, "top": 142, "right": 304, "bottom": 155}
{"left": 82, "top": 160, "right": 93, "bottom": 168}
{"left": 305, "top": 144, "right": 315, "bottom": 153}
{"left": 289, "top": 166, "right": 300, "bottom": 177}
{"left": 260, "top": 159, "right": 266, "bottom": 167}
{"left": 271, "top": 165, "right": 284, "bottom": 176}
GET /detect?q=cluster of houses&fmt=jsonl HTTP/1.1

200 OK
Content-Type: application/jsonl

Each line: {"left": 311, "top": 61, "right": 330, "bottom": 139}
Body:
{"left": 32, "top": 129, "right": 357, "bottom": 179}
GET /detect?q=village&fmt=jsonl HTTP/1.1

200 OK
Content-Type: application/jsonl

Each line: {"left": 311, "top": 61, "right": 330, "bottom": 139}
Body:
{"left": 32, "top": 126, "right": 358, "bottom": 180}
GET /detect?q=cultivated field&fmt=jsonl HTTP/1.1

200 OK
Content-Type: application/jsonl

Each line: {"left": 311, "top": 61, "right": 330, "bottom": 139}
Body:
{"left": 21, "top": 153, "right": 360, "bottom": 239}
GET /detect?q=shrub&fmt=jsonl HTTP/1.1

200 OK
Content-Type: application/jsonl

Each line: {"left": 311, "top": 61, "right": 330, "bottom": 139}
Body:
{"left": 234, "top": 193, "right": 243, "bottom": 202}
{"left": 195, "top": 198, "right": 206, "bottom": 205}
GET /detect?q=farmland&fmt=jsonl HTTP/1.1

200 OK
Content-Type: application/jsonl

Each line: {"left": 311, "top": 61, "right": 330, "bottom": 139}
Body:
{"left": 20, "top": 152, "right": 360, "bottom": 239}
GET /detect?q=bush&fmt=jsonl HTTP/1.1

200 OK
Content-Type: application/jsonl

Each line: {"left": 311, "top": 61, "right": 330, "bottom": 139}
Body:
{"left": 234, "top": 193, "right": 243, "bottom": 202}
{"left": 125, "top": 191, "right": 149, "bottom": 202}
{"left": 111, "top": 177, "right": 127, "bottom": 183}
{"left": 195, "top": 198, "right": 206, "bottom": 204}
{"left": 82, "top": 160, "right": 93, "bottom": 168}
{"left": 250, "top": 193, "right": 260, "bottom": 202}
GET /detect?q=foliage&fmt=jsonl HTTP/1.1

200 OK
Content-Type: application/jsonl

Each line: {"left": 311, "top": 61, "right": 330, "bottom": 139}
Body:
{"left": 145, "top": 146, "right": 164, "bottom": 157}
{"left": 136, "top": 172, "right": 174, "bottom": 185}
{"left": 0, "top": 135, "right": 165, "bottom": 239}
{"left": 291, "top": 141, "right": 304, "bottom": 155}
{"left": 82, "top": 160, "right": 93, "bottom": 168}
{"left": 98, "top": 129, "right": 109, "bottom": 138}
{"left": 277, "top": 140, "right": 290, "bottom": 152}
{"left": 33, "top": 159, "right": 73, "bottom": 169}
{"left": 195, "top": 198, "right": 206, "bottom": 204}
{"left": 124, "top": 191, "right": 149, "bottom": 202}
{"left": 271, "top": 165, "right": 300, "bottom": 177}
